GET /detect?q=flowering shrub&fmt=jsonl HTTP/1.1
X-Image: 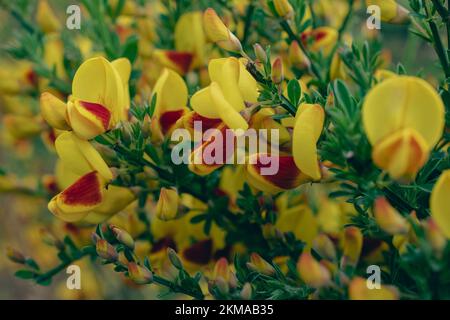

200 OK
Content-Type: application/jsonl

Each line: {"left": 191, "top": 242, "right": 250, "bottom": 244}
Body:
{"left": 1, "top": 0, "right": 449, "bottom": 300}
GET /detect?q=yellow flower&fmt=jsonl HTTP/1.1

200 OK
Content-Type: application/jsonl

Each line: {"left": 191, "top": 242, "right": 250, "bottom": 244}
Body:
{"left": 430, "top": 170, "right": 450, "bottom": 238}
{"left": 41, "top": 57, "right": 131, "bottom": 140}
{"left": 366, "top": 0, "right": 409, "bottom": 24}
{"left": 190, "top": 57, "right": 258, "bottom": 130}
{"left": 363, "top": 77, "right": 445, "bottom": 180}
{"left": 174, "top": 11, "right": 206, "bottom": 69}
{"left": 293, "top": 104, "right": 325, "bottom": 181}
{"left": 203, "top": 8, "right": 242, "bottom": 53}
{"left": 3, "top": 115, "right": 43, "bottom": 140}
{"left": 349, "top": 277, "right": 399, "bottom": 300}
{"left": 374, "top": 197, "right": 409, "bottom": 235}
{"left": 151, "top": 68, "right": 188, "bottom": 136}
{"left": 246, "top": 154, "right": 311, "bottom": 194}
{"left": 36, "top": 0, "right": 61, "bottom": 34}
{"left": 301, "top": 27, "right": 338, "bottom": 56}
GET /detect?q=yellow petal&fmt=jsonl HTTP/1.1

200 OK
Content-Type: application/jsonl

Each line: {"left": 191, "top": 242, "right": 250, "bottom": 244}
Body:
{"left": 55, "top": 131, "right": 112, "bottom": 181}
{"left": 363, "top": 76, "right": 445, "bottom": 148}
{"left": 48, "top": 171, "right": 104, "bottom": 222}
{"left": 210, "top": 58, "right": 245, "bottom": 112}
{"left": 72, "top": 57, "right": 124, "bottom": 124}
{"left": 210, "top": 82, "right": 248, "bottom": 130}
{"left": 349, "top": 277, "right": 399, "bottom": 300}
{"left": 40, "top": 92, "right": 70, "bottom": 130}
{"left": 111, "top": 58, "right": 132, "bottom": 118}
{"left": 372, "top": 128, "right": 429, "bottom": 180}
{"left": 203, "top": 8, "right": 242, "bottom": 53}
{"left": 238, "top": 59, "right": 259, "bottom": 103}
{"left": 431, "top": 170, "right": 450, "bottom": 238}
{"left": 67, "top": 100, "right": 111, "bottom": 140}
{"left": 152, "top": 68, "right": 188, "bottom": 115}
{"left": 293, "top": 104, "right": 325, "bottom": 180}
{"left": 174, "top": 11, "right": 206, "bottom": 68}
{"left": 82, "top": 186, "right": 136, "bottom": 224}
{"left": 190, "top": 87, "right": 218, "bottom": 118}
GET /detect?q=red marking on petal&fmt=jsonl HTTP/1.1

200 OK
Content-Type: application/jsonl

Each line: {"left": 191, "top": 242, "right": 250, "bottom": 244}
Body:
{"left": 60, "top": 171, "right": 102, "bottom": 206}
{"left": 159, "top": 109, "right": 185, "bottom": 134}
{"left": 253, "top": 155, "right": 302, "bottom": 189}
{"left": 26, "top": 69, "right": 38, "bottom": 87}
{"left": 166, "top": 51, "right": 193, "bottom": 74}
{"left": 151, "top": 237, "right": 177, "bottom": 253}
{"left": 79, "top": 101, "right": 111, "bottom": 129}
{"left": 182, "top": 239, "right": 212, "bottom": 265}
{"left": 187, "top": 112, "right": 223, "bottom": 131}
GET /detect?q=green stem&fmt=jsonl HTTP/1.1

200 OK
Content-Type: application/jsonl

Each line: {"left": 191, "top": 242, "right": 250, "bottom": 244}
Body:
{"left": 279, "top": 20, "right": 324, "bottom": 89}
{"left": 426, "top": 4, "right": 450, "bottom": 78}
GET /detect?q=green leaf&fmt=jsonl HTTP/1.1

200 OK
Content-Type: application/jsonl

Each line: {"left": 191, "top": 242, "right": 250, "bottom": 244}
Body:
{"left": 15, "top": 270, "right": 36, "bottom": 280}
{"left": 121, "top": 35, "right": 139, "bottom": 64}
{"left": 287, "top": 79, "right": 301, "bottom": 107}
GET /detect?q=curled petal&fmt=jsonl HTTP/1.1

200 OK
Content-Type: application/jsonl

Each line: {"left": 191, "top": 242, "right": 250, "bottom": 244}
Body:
{"left": 210, "top": 82, "right": 248, "bottom": 130}
{"left": 48, "top": 171, "right": 104, "bottom": 222}
{"left": 55, "top": 131, "right": 113, "bottom": 181}
{"left": 430, "top": 170, "right": 450, "bottom": 238}
{"left": 293, "top": 104, "right": 325, "bottom": 180}
{"left": 246, "top": 154, "right": 310, "bottom": 194}
{"left": 372, "top": 128, "right": 429, "bottom": 181}
{"left": 67, "top": 100, "right": 111, "bottom": 140}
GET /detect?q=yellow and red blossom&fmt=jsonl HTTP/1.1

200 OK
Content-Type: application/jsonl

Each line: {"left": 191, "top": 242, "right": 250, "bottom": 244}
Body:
{"left": 245, "top": 154, "right": 311, "bottom": 194}
{"left": 297, "top": 251, "right": 331, "bottom": 288}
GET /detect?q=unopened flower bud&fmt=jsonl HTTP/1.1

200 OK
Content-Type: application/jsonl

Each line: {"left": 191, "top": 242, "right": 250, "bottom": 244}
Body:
{"left": 91, "top": 232, "right": 101, "bottom": 245}
{"left": 289, "top": 41, "right": 310, "bottom": 70}
{"left": 167, "top": 247, "right": 183, "bottom": 270}
{"left": 297, "top": 252, "right": 331, "bottom": 288}
{"left": 374, "top": 197, "right": 409, "bottom": 235}
{"left": 341, "top": 227, "right": 363, "bottom": 269}
{"left": 96, "top": 239, "right": 118, "bottom": 262}
{"left": 425, "top": 218, "right": 447, "bottom": 257}
{"left": 253, "top": 43, "right": 267, "bottom": 63}
{"left": 203, "top": 8, "right": 242, "bottom": 53}
{"left": 156, "top": 187, "right": 181, "bottom": 221}
{"left": 312, "top": 234, "right": 337, "bottom": 261}
{"left": 128, "top": 262, "right": 153, "bottom": 284}
{"left": 6, "top": 246, "right": 26, "bottom": 264}
{"left": 110, "top": 225, "right": 135, "bottom": 249}
{"left": 274, "top": 0, "right": 294, "bottom": 19}
{"left": 39, "top": 228, "right": 64, "bottom": 250}
{"left": 215, "top": 276, "right": 230, "bottom": 295}
{"left": 240, "top": 282, "right": 253, "bottom": 300}
{"left": 246, "top": 253, "right": 276, "bottom": 276}
{"left": 271, "top": 57, "right": 284, "bottom": 84}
